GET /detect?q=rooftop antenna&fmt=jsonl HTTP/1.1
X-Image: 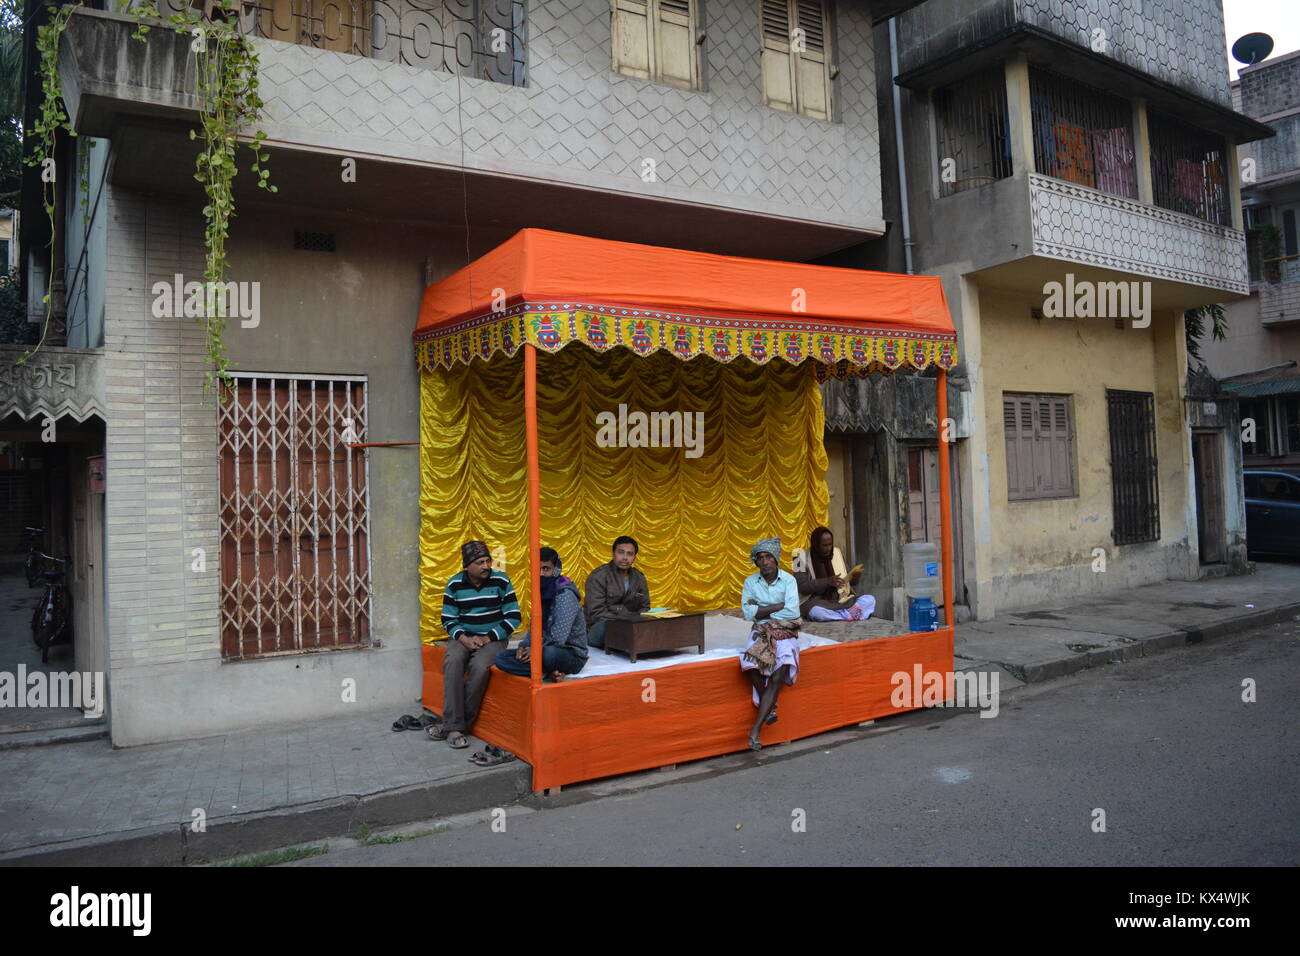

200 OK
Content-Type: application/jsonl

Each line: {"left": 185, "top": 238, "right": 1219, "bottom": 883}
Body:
{"left": 1231, "top": 32, "right": 1274, "bottom": 66}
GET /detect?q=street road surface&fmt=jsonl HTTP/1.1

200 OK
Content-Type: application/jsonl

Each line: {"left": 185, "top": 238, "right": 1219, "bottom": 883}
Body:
{"left": 293, "top": 621, "right": 1299, "bottom": 866}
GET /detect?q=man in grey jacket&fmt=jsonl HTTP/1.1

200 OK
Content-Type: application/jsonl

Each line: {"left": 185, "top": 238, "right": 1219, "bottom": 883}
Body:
{"left": 495, "top": 547, "right": 587, "bottom": 680}
{"left": 583, "top": 535, "right": 652, "bottom": 650}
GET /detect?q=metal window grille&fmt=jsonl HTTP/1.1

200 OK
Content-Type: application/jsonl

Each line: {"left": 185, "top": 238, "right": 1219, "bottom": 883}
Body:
{"left": 1243, "top": 207, "right": 1269, "bottom": 283}
{"left": 934, "top": 66, "right": 1012, "bottom": 197}
{"left": 1029, "top": 66, "right": 1137, "bottom": 199}
{"left": 171, "top": 0, "right": 527, "bottom": 86}
{"left": 1106, "top": 389, "right": 1160, "bottom": 545}
{"left": 218, "top": 375, "right": 373, "bottom": 661}
{"left": 1149, "top": 111, "right": 1229, "bottom": 226}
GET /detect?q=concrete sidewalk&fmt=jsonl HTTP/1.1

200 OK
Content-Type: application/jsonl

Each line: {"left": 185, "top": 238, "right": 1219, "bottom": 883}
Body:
{"left": 0, "top": 706, "right": 529, "bottom": 865}
{"left": 1, "top": 561, "right": 1295, "bottom": 865}
{"left": 955, "top": 560, "right": 1300, "bottom": 683}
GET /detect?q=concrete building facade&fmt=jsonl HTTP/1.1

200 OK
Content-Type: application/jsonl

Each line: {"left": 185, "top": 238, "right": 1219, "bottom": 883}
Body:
{"left": 18, "top": 0, "right": 913, "bottom": 745}
{"left": 869, "top": 0, "right": 1269, "bottom": 617}
{"left": 1203, "top": 49, "right": 1300, "bottom": 475}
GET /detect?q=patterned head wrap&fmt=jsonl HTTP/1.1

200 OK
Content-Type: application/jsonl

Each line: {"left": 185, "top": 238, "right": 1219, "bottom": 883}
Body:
{"left": 750, "top": 537, "right": 781, "bottom": 565}
{"left": 461, "top": 540, "right": 491, "bottom": 568}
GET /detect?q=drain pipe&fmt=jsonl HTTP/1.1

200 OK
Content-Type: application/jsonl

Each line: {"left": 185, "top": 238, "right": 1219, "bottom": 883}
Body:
{"left": 888, "top": 17, "right": 914, "bottom": 275}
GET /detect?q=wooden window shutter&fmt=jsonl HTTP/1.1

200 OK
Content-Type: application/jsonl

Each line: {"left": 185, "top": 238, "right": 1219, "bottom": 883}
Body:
{"left": 655, "top": 0, "right": 697, "bottom": 89}
{"left": 793, "top": 0, "right": 831, "bottom": 120}
{"left": 1033, "top": 398, "right": 1055, "bottom": 493}
{"left": 613, "top": 0, "right": 654, "bottom": 80}
{"left": 761, "top": 0, "right": 796, "bottom": 113}
{"left": 1004, "top": 398, "right": 1023, "bottom": 497}
{"left": 1048, "top": 396, "right": 1074, "bottom": 495}
{"left": 1005, "top": 398, "right": 1037, "bottom": 499}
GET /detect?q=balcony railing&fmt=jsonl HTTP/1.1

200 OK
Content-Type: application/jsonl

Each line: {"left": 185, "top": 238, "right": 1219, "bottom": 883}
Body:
{"left": 1262, "top": 253, "right": 1300, "bottom": 286}
{"left": 165, "top": 0, "right": 526, "bottom": 85}
{"left": 1028, "top": 173, "right": 1248, "bottom": 294}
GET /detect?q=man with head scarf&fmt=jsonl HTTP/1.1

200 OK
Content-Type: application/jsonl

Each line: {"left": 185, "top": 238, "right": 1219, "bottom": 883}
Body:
{"left": 739, "top": 536, "right": 802, "bottom": 751}
{"left": 430, "top": 540, "right": 521, "bottom": 749}
{"left": 792, "top": 526, "right": 876, "bottom": 621}
{"left": 496, "top": 547, "right": 588, "bottom": 681}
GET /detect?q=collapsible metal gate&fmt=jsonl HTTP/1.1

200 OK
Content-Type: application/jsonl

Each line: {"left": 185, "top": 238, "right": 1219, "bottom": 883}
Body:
{"left": 217, "top": 374, "right": 372, "bottom": 660}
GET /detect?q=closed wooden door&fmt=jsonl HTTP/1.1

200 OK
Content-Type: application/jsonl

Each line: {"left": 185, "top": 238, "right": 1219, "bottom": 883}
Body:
{"left": 1193, "top": 431, "right": 1226, "bottom": 564}
{"left": 825, "top": 437, "right": 852, "bottom": 557}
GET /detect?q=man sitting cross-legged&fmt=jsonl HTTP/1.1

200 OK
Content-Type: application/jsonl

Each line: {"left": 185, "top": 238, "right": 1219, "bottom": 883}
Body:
{"left": 792, "top": 526, "right": 876, "bottom": 622}
{"left": 495, "top": 546, "right": 588, "bottom": 682}
{"left": 430, "top": 539, "right": 520, "bottom": 750}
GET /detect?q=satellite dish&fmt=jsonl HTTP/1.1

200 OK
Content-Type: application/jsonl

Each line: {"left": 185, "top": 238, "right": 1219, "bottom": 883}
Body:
{"left": 1232, "top": 33, "right": 1274, "bottom": 66}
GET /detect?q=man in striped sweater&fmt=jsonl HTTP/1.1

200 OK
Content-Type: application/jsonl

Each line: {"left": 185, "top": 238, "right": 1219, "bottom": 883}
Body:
{"left": 431, "top": 540, "right": 521, "bottom": 749}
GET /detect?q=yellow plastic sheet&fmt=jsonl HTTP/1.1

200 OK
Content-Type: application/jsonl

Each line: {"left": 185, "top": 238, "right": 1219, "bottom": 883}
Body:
{"left": 419, "top": 346, "right": 830, "bottom": 643}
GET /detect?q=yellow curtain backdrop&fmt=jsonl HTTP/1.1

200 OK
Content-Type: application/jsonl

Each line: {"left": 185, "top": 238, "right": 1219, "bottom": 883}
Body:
{"left": 419, "top": 345, "right": 830, "bottom": 643}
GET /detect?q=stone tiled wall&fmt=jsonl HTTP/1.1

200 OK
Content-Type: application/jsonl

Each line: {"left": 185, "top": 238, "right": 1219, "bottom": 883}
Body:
{"left": 102, "top": 190, "right": 221, "bottom": 675}
{"left": 1239, "top": 50, "right": 1300, "bottom": 119}
{"left": 897, "top": 0, "right": 1230, "bottom": 106}
{"left": 251, "top": 0, "right": 882, "bottom": 230}
{"left": 1238, "top": 52, "right": 1300, "bottom": 182}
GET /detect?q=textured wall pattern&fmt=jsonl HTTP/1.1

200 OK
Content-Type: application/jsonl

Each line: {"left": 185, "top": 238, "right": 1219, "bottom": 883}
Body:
{"left": 898, "top": 0, "right": 1229, "bottom": 106}
{"left": 1237, "top": 54, "right": 1300, "bottom": 182}
{"left": 252, "top": 0, "right": 881, "bottom": 229}
{"left": 102, "top": 190, "right": 223, "bottom": 673}
{"left": 1028, "top": 174, "right": 1248, "bottom": 293}
{"left": 1238, "top": 51, "right": 1300, "bottom": 118}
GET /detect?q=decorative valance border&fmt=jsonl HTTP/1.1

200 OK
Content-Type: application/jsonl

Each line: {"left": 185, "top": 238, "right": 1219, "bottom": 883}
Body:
{"left": 414, "top": 301, "right": 958, "bottom": 374}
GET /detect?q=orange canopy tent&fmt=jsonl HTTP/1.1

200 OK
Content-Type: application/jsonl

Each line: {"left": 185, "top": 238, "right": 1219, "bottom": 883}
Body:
{"left": 414, "top": 229, "right": 958, "bottom": 791}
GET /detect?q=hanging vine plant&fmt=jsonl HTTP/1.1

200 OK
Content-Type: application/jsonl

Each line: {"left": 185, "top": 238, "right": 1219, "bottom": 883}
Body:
{"left": 25, "top": 0, "right": 275, "bottom": 393}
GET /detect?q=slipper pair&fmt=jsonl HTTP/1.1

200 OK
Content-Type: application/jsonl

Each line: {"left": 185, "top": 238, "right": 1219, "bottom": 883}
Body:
{"left": 426, "top": 724, "right": 470, "bottom": 748}
{"left": 469, "top": 744, "right": 516, "bottom": 767}
{"left": 393, "top": 713, "right": 439, "bottom": 732}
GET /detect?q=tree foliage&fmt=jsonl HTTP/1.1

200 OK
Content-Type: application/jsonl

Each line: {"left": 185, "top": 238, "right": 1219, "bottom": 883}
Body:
{"left": 1184, "top": 303, "right": 1226, "bottom": 364}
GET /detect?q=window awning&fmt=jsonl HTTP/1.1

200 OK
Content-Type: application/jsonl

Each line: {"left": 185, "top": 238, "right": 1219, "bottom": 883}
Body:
{"left": 413, "top": 229, "right": 958, "bottom": 374}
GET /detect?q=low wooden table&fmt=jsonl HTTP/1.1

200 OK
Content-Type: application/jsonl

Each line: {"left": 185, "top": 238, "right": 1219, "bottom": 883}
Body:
{"left": 603, "top": 612, "right": 706, "bottom": 663}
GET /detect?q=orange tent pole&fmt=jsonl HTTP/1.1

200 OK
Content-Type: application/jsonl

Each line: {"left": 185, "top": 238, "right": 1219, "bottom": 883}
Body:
{"left": 936, "top": 370, "right": 955, "bottom": 626}
{"left": 525, "top": 344, "right": 543, "bottom": 689}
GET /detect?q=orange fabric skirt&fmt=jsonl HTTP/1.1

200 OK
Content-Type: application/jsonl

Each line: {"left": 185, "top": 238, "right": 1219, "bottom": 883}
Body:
{"left": 423, "top": 627, "right": 954, "bottom": 791}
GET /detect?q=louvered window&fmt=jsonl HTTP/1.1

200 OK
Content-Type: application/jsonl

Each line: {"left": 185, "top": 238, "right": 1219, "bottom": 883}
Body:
{"left": 760, "top": 0, "right": 833, "bottom": 120}
{"left": 1106, "top": 389, "right": 1161, "bottom": 545}
{"left": 1004, "top": 392, "right": 1076, "bottom": 501}
{"left": 611, "top": 0, "right": 700, "bottom": 90}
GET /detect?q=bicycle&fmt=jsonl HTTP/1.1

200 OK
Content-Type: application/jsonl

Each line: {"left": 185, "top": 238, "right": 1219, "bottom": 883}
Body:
{"left": 31, "top": 554, "right": 73, "bottom": 665}
{"left": 22, "top": 527, "right": 45, "bottom": 589}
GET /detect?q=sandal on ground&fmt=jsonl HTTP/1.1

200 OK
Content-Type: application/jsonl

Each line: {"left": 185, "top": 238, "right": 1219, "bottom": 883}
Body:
{"left": 447, "top": 732, "right": 471, "bottom": 749}
{"left": 392, "top": 714, "right": 422, "bottom": 732}
{"left": 469, "top": 744, "right": 516, "bottom": 767}
{"left": 426, "top": 723, "right": 450, "bottom": 741}
{"left": 418, "top": 713, "right": 441, "bottom": 728}
{"left": 748, "top": 733, "right": 763, "bottom": 752}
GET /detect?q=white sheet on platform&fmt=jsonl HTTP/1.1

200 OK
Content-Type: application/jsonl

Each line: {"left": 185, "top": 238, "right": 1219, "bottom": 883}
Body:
{"left": 566, "top": 614, "right": 837, "bottom": 680}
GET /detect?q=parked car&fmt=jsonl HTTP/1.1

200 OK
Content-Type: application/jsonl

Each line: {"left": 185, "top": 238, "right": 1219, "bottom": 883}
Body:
{"left": 1243, "top": 471, "right": 1300, "bottom": 557}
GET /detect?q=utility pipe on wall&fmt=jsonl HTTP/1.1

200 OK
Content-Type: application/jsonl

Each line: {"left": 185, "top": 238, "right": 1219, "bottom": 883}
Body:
{"left": 889, "top": 17, "right": 915, "bottom": 275}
